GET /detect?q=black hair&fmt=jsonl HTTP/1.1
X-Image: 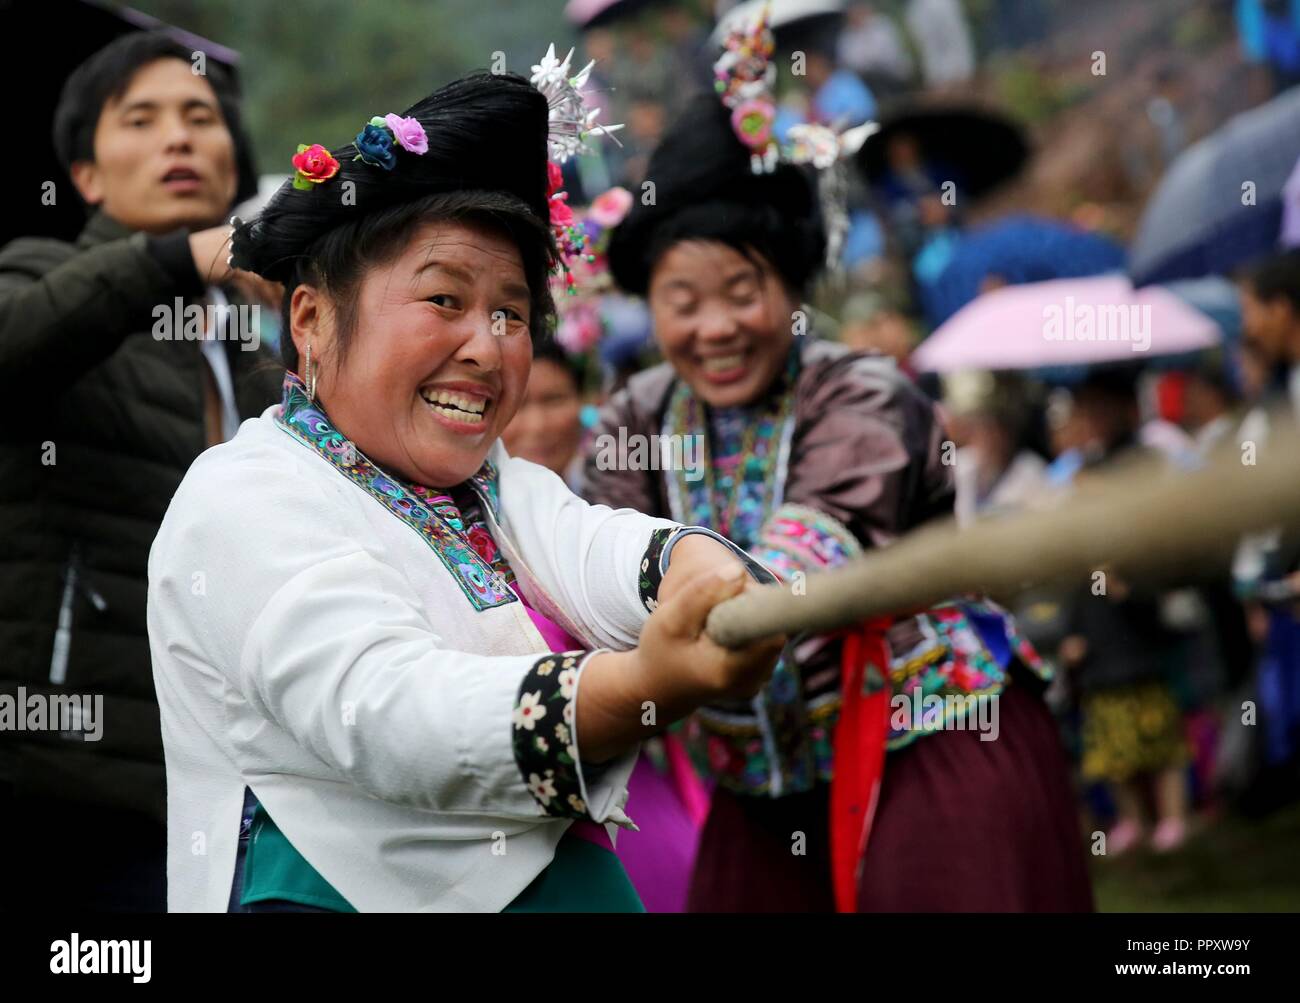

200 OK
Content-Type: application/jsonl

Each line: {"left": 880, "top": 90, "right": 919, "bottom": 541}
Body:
{"left": 608, "top": 93, "right": 826, "bottom": 297}
{"left": 1240, "top": 249, "right": 1300, "bottom": 314}
{"left": 641, "top": 200, "right": 825, "bottom": 297}
{"left": 52, "top": 30, "right": 256, "bottom": 206}
{"left": 529, "top": 336, "right": 583, "bottom": 393}
{"left": 1188, "top": 355, "right": 1239, "bottom": 401}
{"left": 228, "top": 72, "right": 557, "bottom": 374}
{"left": 1076, "top": 365, "right": 1141, "bottom": 403}
{"left": 271, "top": 189, "right": 556, "bottom": 373}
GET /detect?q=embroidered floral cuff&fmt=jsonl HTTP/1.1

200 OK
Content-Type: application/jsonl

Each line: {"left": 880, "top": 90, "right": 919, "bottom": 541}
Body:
{"left": 637, "top": 525, "right": 779, "bottom": 614}
{"left": 513, "top": 649, "right": 617, "bottom": 821}
{"left": 637, "top": 528, "right": 675, "bottom": 612}
{"left": 752, "top": 503, "right": 863, "bottom": 582}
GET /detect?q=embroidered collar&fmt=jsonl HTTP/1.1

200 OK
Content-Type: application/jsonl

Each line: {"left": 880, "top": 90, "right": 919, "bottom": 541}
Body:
{"left": 665, "top": 343, "right": 801, "bottom": 545}
{"left": 274, "top": 371, "right": 514, "bottom": 611}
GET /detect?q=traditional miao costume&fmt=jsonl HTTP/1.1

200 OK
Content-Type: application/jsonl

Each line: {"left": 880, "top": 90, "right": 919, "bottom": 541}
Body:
{"left": 147, "top": 62, "right": 764, "bottom": 912}
{"left": 592, "top": 20, "right": 1094, "bottom": 910}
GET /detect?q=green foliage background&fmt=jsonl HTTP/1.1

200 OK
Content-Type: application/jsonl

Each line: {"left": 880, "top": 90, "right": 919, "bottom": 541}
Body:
{"left": 127, "top": 0, "right": 577, "bottom": 176}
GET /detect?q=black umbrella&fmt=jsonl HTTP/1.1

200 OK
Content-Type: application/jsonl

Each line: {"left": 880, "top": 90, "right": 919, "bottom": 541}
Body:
{"left": 5, "top": 0, "right": 257, "bottom": 248}
{"left": 855, "top": 105, "right": 1030, "bottom": 201}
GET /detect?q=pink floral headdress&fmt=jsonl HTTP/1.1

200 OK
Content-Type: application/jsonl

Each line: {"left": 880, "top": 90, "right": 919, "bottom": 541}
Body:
{"left": 286, "top": 50, "right": 621, "bottom": 292}
{"left": 290, "top": 113, "right": 429, "bottom": 189}
{"left": 712, "top": 2, "right": 879, "bottom": 265}
{"left": 550, "top": 185, "right": 634, "bottom": 356}
{"left": 713, "top": 3, "right": 877, "bottom": 175}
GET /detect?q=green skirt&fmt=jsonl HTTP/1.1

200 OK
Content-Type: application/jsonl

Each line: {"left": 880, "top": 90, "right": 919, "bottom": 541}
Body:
{"left": 504, "top": 835, "right": 645, "bottom": 913}
{"left": 240, "top": 802, "right": 643, "bottom": 913}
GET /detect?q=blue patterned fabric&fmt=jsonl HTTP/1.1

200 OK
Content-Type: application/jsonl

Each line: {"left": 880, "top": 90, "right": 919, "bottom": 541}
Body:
{"left": 274, "top": 372, "right": 516, "bottom": 611}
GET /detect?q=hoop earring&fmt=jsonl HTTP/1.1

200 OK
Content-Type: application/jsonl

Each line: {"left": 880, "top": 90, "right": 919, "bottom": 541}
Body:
{"left": 304, "top": 342, "right": 317, "bottom": 401}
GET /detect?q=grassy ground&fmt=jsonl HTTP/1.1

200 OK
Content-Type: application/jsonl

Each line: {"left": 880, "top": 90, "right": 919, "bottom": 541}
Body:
{"left": 1091, "top": 802, "right": 1300, "bottom": 911}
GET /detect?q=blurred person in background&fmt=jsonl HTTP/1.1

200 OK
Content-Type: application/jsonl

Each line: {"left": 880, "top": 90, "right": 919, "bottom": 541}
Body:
{"left": 838, "top": 2, "right": 915, "bottom": 100}
{"left": 661, "top": 2, "right": 713, "bottom": 106}
{"left": 1230, "top": 251, "right": 1300, "bottom": 806}
{"left": 1239, "top": 249, "right": 1300, "bottom": 415}
{"left": 612, "top": 23, "right": 676, "bottom": 115}
{"left": 1138, "top": 371, "right": 1198, "bottom": 465}
{"left": 501, "top": 339, "right": 587, "bottom": 492}
{"left": 1058, "top": 373, "right": 1193, "bottom": 854}
{"left": 622, "top": 92, "right": 669, "bottom": 188}
{"left": 592, "top": 91, "right": 1092, "bottom": 912}
{"left": 580, "top": 27, "right": 620, "bottom": 122}
{"left": 1146, "top": 65, "right": 1191, "bottom": 168}
{"left": 945, "top": 372, "right": 1048, "bottom": 526}
{"left": 0, "top": 31, "right": 281, "bottom": 910}
{"left": 1236, "top": 0, "right": 1300, "bottom": 96}
{"left": 801, "top": 47, "right": 878, "bottom": 129}
{"left": 1122, "top": 64, "right": 1195, "bottom": 195}
{"left": 1182, "top": 357, "right": 1242, "bottom": 455}
{"left": 1142, "top": 367, "right": 1249, "bottom": 815}
{"left": 876, "top": 131, "right": 963, "bottom": 272}
{"left": 904, "top": 0, "right": 976, "bottom": 89}
{"left": 1178, "top": 358, "right": 1256, "bottom": 809}
{"left": 837, "top": 289, "right": 917, "bottom": 367}
{"left": 767, "top": 13, "right": 875, "bottom": 139}
{"left": 1044, "top": 385, "right": 1090, "bottom": 486}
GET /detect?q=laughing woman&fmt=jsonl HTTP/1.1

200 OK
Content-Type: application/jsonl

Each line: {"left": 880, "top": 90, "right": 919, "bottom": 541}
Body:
{"left": 146, "top": 70, "right": 784, "bottom": 913}
{"left": 588, "top": 82, "right": 1095, "bottom": 912}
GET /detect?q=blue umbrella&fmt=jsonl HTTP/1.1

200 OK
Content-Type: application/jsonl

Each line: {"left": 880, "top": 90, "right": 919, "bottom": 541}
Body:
{"left": 916, "top": 214, "right": 1126, "bottom": 328}
{"left": 1129, "top": 87, "right": 1300, "bottom": 287}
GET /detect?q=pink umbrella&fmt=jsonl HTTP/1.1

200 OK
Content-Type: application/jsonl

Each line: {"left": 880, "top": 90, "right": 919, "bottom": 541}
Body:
{"left": 565, "top": 0, "right": 664, "bottom": 29}
{"left": 911, "top": 274, "right": 1220, "bottom": 374}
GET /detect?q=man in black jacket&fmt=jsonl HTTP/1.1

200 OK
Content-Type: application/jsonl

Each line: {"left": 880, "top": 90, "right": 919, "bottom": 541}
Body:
{"left": 0, "top": 31, "right": 282, "bottom": 910}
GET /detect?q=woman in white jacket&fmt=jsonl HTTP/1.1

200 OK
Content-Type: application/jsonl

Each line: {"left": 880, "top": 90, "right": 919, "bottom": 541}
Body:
{"left": 146, "top": 69, "right": 783, "bottom": 912}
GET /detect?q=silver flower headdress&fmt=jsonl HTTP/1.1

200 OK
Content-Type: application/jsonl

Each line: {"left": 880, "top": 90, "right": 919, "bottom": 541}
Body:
{"left": 529, "top": 45, "right": 625, "bottom": 293}
{"left": 530, "top": 44, "right": 624, "bottom": 164}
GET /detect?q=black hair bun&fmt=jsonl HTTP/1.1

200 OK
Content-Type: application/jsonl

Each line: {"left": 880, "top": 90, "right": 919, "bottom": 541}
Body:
{"left": 230, "top": 73, "right": 550, "bottom": 285}
{"left": 608, "top": 93, "right": 825, "bottom": 296}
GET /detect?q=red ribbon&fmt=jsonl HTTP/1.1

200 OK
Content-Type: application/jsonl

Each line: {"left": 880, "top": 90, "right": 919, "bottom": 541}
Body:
{"left": 829, "top": 617, "right": 893, "bottom": 913}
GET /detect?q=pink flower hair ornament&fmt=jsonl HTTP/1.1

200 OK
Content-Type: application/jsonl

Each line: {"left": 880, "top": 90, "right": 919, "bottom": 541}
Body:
{"left": 290, "top": 113, "right": 428, "bottom": 188}
{"left": 384, "top": 113, "right": 429, "bottom": 155}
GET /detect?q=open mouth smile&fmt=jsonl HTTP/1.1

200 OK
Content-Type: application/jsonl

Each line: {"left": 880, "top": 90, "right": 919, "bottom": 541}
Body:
{"left": 697, "top": 350, "right": 749, "bottom": 383}
{"left": 419, "top": 386, "right": 491, "bottom": 428}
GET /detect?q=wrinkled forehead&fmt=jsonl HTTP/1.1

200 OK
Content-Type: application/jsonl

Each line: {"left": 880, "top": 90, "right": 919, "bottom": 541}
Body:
{"left": 386, "top": 218, "right": 531, "bottom": 294}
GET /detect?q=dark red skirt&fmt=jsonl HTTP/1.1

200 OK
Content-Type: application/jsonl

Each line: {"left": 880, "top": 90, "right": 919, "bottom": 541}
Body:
{"left": 687, "top": 682, "right": 1095, "bottom": 912}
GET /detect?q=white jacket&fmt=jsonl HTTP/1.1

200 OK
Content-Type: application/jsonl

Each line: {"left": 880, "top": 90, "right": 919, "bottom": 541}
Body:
{"left": 147, "top": 406, "right": 678, "bottom": 912}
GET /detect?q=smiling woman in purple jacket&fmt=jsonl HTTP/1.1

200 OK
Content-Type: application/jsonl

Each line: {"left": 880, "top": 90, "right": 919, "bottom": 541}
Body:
{"left": 586, "top": 85, "right": 1094, "bottom": 913}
